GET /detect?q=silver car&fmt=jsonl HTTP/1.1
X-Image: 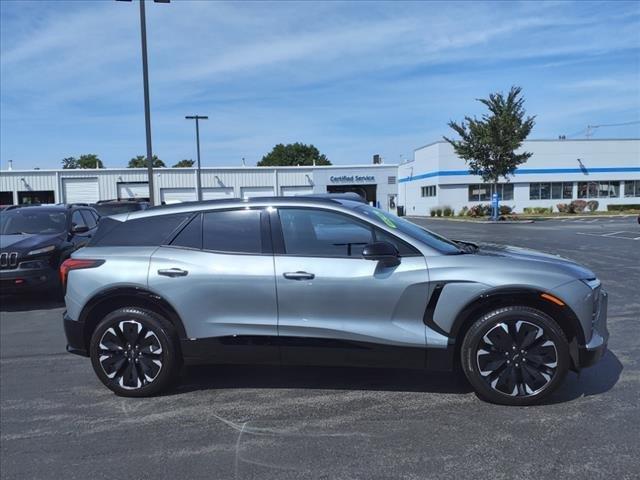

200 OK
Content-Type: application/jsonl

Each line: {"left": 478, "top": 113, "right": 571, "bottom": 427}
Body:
{"left": 62, "top": 196, "right": 608, "bottom": 405}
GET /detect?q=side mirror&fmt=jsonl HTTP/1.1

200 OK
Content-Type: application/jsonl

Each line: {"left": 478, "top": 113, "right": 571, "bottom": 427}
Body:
{"left": 71, "top": 225, "right": 89, "bottom": 234}
{"left": 362, "top": 241, "right": 400, "bottom": 267}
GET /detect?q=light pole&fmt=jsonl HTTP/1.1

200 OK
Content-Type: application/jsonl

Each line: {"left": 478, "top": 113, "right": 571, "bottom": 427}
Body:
{"left": 117, "top": 0, "right": 170, "bottom": 205}
{"left": 185, "top": 115, "right": 208, "bottom": 201}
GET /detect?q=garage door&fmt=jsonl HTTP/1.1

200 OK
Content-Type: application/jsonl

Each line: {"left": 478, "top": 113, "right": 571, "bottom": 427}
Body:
{"left": 241, "top": 187, "right": 274, "bottom": 199}
{"left": 118, "top": 182, "right": 149, "bottom": 200}
{"left": 62, "top": 178, "right": 99, "bottom": 204}
{"left": 281, "top": 186, "right": 313, "bottom": 197}
{"left": 160, "top": 188, "right": 196, "bottom": 204}
{"left": 202, "top": 187, "right": 235, "bottom": 200}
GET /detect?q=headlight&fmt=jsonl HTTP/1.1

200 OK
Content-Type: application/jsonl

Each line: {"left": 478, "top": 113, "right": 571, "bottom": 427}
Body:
{"left": 26, "top": 245, "right": 56, "bottom": 256}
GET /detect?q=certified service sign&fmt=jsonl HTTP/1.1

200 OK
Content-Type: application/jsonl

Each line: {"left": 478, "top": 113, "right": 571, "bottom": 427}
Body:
{"left": 329, "top": 175, "right": 375, "bottom": 183}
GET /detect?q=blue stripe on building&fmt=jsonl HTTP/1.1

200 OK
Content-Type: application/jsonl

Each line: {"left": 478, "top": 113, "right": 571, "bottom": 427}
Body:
{"left": 398, "top": 166, "right": 640, "bottom": 183}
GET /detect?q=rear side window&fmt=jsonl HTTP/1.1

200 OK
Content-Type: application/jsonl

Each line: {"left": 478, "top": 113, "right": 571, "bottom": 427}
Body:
{"left": 170, "top": 214, "right": 202, "bottom": 250}
{"left": 202, "top": 209, "right": 262, "bottom": 254}
{"left": 90, "top": 213, "right": 191, "bottom": 247}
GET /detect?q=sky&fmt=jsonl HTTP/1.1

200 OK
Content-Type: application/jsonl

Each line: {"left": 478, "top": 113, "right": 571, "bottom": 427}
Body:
{"left": 1, "top": 0, "right": 639, "bottom": 170}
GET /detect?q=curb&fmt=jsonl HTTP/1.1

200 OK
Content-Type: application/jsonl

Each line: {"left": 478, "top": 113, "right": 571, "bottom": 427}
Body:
{"left": 404, "top": 216, "right": 534, "bottom": 224}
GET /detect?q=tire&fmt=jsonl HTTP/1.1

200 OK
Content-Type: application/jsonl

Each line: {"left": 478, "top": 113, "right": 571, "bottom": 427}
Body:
{"left": 89, "top": 307, "right": 181, "bottom": 397}
{"left": 461, "top": 306, "right": 569, "bottom": 406}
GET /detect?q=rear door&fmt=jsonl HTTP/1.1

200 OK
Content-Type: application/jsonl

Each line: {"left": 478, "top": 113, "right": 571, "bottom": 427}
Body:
{"left": 148, "top": 208, "right": 278, "bottom": 363}
{"left": 272, "top": 207, "right": 430, "bottom": 368}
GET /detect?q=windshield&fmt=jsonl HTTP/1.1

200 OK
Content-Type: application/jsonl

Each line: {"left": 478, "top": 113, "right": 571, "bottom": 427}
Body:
{"left": 93, "top": 203, "right": 141, "bottom": 216}
{"left": 354, "top": 204, "right": 462, "bottom": 255}
{"left": 0, "top": 209, "right": 67, "bottom": 235}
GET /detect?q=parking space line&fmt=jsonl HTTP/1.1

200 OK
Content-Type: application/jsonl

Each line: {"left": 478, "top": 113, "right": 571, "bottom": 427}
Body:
{"left": 576, "top": 231, "right": 640, "bottom": 241}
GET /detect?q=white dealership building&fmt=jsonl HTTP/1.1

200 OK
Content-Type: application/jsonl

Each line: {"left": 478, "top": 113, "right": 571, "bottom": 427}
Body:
{"left": 1, "top": 138, "right": 638, "bottom": 215}
{"left": 398, "top": 138, "right": 640, "bottom": 215}
{"left": 0, "top": 163, "right": 400, "bottom": 212}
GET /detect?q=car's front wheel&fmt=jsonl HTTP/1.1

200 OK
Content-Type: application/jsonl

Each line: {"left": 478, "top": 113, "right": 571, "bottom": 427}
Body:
{"left": 461, "top": 306, "right": 569, "bottom": 406}
{"left": 89, "top": 307, "right": 181, "bottom": 397}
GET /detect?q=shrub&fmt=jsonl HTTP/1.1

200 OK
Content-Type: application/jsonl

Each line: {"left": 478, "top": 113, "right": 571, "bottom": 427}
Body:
{"left": 443, "top": 206, "right": 453, "bottom": 217}
{"left": 569, "top": 200, "right": 587, "bottom": 213}
{"left": 468, "top": 204, "right": 490, "bottom": 217}
{"left": 458, "top": 206, "right": 469, "bottom": 217}
{"left": 499, "top": 205, "right": 513, "bottom": 215}
{"left": 436, "top": 208, "right": 443, "bottom": 217}
{"left": 587, "top": 200, "right": 599, "bottom": 212}
{"left": 430, "top": 208, "right": 436, "bottom": 217}
{"left": 556, "top": 203, "right": 569, "bottom": 213}
{"left": 607, "top": 204, "right": 640, "bottom": 212}
{"left": 524, "top": 207, "right": 552, "bottom": 215}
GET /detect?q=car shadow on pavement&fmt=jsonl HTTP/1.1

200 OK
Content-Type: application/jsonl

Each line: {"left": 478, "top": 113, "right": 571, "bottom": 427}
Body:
{"left": 175, "top": 350, "right": 623, "bottom": 402}
{"left": 0, "top": 294, "right": 65, "bottom": 312}
{"left": 546, "top": 349, "right": 623, "bottom": 404}
{"left": 176, "top": 364, "right": 473, "bottom": 395}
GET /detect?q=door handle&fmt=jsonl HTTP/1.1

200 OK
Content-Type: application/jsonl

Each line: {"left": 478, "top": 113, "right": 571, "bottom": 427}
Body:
{"left": 283, "top": 271, "right": 315, "bottom": 281}
{"left": 158, "top": 268, "right": 189, "bottom": 277}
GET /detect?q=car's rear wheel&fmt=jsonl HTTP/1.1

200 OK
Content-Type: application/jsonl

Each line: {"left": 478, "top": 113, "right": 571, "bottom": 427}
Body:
{"left": 89, "top": 307, "right": 181, "bottom": 397}
{"left": 461, "top": 306, "right": 569, "bottom": 406}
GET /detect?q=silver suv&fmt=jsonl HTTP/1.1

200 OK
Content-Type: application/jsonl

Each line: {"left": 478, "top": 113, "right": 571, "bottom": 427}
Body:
{"left": 62, "top": 196, "right": 608, "bottom": 405}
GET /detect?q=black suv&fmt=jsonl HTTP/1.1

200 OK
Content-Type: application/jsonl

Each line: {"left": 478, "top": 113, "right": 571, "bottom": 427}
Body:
{"left": 0, "top": 205, "right": 99, "bottom": 293}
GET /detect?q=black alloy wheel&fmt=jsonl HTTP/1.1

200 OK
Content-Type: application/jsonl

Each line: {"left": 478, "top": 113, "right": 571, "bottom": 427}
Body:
{"left": 90, "top": 308, "right": 180, "bottom": 397}
{"left": 98, "top": 320, "right": 163, "bottom": 389}
{"left": 476, "top": 320, "right": 557, "bottom": 396}
{"left": 461, "top": 306, "right": 569, "bottom": 406}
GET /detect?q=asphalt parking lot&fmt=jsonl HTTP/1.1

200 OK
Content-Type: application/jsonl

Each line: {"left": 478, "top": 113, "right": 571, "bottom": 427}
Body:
{"left": 1, "top": 216, "right": 639, "bottom": 480}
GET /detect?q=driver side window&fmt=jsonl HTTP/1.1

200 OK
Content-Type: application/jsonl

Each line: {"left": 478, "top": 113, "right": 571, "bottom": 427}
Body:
{"left": 71, "top": 210, "right": 86, "bottom": 229}
{"left": 279, "top": 208, "right": 373, "bottom": 257}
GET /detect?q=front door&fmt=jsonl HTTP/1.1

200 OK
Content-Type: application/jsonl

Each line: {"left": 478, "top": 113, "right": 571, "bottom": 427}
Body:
{"left": 272, "top": 207, "right": 429, "bottom": 368}
{"left": 148, "top": 208, "right": 278, "bottom": 363}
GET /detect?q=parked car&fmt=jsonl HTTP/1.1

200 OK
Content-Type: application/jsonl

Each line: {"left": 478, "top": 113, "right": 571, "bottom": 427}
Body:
{"left": 0, "top": 205, "right": 99, "bottom": 294}
{"left": 62, "top": 196, "right": 608, "bottom": 405}
{"left": 91, "top": 199, "right": 150, "bottom": 217}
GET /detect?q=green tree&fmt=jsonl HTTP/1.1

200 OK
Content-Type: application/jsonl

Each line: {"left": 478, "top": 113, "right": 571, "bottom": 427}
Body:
{"left": 61, "top": 154, "right": 103, "bottom": 169}
{"left": 128, "top": 155, "right": 165, "bottom": 168}
{"left": 62, "top": 157, "right": 78, "bottom": 169}
{"left": 172, "top": 159, "right": 195, "bottom": 168}
{"left": 443, "top": 86, "right": 535, "bottom": 209}
{"left": 258, "top": 143, "right": 331, "bottom": 167}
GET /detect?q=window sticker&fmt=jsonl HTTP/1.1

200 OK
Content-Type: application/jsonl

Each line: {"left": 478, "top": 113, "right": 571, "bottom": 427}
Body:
{"left": 374, "top": 211, "right": 397, "bottom": 228}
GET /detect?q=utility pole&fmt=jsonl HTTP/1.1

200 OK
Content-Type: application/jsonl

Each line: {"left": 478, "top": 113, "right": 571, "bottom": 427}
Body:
{"left": 185, "top": 115, "right": 208, "bottom": 201}
{"left": 117, "top": 0, "right": 170, "bottom": 205}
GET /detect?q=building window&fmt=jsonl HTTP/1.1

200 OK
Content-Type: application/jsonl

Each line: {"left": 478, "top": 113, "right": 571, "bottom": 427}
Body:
{"left": 421, "top": 185, "right": 436, "bottom": 197}
{"left": 530, "top": 182, "right": 573, "bottom": 200}
{"left": 468, "top": 183, "right": 513, "bottom": 201}
{"left": 624, "top": 180, "right": 640, "bottom": 197}
{"left": 578, "top": 181, "right": 620, "bottom": 199}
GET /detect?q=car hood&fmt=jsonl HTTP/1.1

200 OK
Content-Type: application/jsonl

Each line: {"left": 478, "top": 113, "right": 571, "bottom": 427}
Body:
{"left": 475, "top": 242, "right": 595, "bottom": 280}
{"left": 0, "top": 233, "right": 63, "bottom": 252}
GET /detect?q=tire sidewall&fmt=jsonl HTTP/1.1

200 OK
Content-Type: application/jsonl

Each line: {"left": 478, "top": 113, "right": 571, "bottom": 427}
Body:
{"left": 89, "top": 308, "right": 179, "bottom": 397}
{"left": 461, "top": 307, "right": 570, "bottom": 406}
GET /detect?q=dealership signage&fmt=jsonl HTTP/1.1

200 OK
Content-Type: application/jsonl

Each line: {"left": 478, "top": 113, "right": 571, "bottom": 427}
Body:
{"left": 329, "top": 175, "right": 375, "bottom": 183}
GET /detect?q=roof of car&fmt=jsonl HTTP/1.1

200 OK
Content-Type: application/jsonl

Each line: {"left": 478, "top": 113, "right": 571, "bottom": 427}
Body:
{"left": 123, "top": 194, "right": 366, "bottom": 221}
{"left": 4, "top": 204, "right": 95, "bottom": 212}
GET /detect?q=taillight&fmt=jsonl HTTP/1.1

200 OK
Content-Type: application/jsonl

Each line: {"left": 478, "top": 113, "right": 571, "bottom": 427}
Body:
{"left": 60, "top": 258, "right": 105, "bottom": 289}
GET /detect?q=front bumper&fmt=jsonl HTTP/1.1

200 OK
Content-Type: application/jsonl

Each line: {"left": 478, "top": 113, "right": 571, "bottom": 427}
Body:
{"left": 63, "top": 311, "right": 88, "bottom": 357}
{"left": 576, "top": 289, "right": 609, "bottom": 369}
{"left": 0, "top": 265, "right": 59, "bottom": 294}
